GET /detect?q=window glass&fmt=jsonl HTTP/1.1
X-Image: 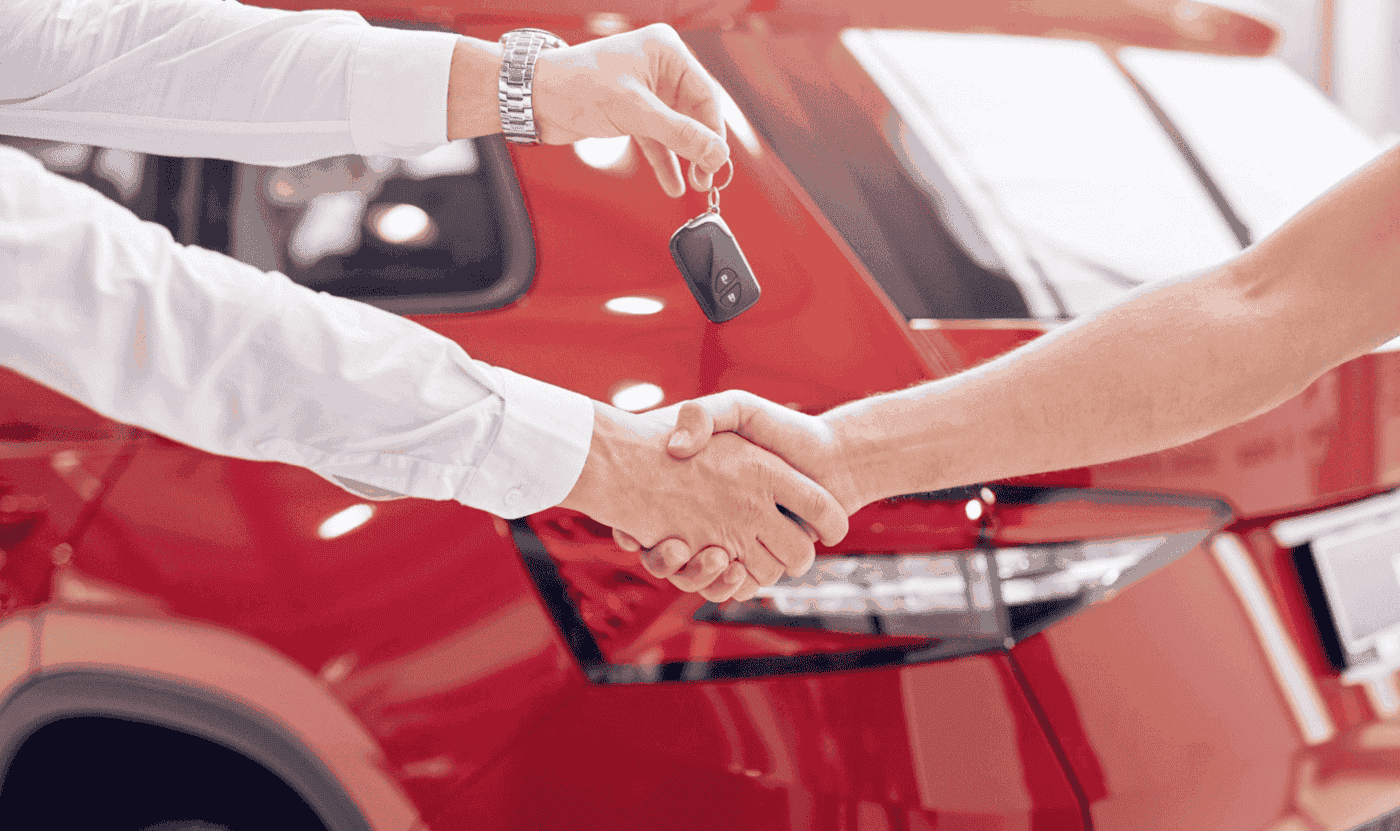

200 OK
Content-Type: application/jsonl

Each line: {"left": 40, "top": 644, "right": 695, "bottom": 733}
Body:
{"left": 1, "top": 134, "right": 532, "bottom": 315}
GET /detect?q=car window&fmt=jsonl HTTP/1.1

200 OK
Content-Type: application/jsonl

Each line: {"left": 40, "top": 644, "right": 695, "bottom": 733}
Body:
{"left": 0, "top": 133, "right": 535, "bottom": 316}
{"left": 685, "top": 30, "right": 1033, "bottom": 322}
{"left": 1119, "top": 48, "right": 1380, "bottom": 240}
{"left": 847, "top": 30, "right": 1247, "bottom": 318}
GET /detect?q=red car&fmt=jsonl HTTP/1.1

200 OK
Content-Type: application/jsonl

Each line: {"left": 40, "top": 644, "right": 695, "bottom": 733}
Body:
{"left": 4, "top": 3, "right": 1400, "bottom": 830}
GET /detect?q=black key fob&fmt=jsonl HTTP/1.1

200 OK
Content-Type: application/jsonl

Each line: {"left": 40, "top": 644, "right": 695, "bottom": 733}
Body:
{"left": 669, "top": 212, "right": 761, "bottom": 323}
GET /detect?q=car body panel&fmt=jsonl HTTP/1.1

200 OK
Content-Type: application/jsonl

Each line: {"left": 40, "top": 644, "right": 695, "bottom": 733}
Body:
{"left": 428, "top": 653, "right": 1083, "bottom": 831}
{"left": 4, "top": 5, "right": 1400, "bottom": 831}
{"left": 71, "top": 437, "right": 588, "bottom": 817}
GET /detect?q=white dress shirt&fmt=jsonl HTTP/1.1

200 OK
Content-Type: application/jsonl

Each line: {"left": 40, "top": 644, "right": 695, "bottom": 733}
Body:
{"left": 0, "top": 0, "right": 595, "bottom": 519}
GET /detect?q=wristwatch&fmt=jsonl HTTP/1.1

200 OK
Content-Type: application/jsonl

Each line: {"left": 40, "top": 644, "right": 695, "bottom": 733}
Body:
{"left": 498, "top": 28, "right": 567, "bottom": 145}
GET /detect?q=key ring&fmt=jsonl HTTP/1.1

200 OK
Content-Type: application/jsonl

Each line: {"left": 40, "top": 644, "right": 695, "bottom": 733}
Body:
{"left": 705, "top": 158, "right": 734, "bottom": 214}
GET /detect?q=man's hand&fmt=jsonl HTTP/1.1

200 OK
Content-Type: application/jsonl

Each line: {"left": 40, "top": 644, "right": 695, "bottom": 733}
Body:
{"left": 533, "top": 24, "right": 729, "bottom": 197}
{"left": 559, "top": 401, "right": 848, "bottom": 602}
{"left": 664, "top": 391, "right": 862, "bottom": 511}
{"left": 448, "top": 24, "right": 728, "bottom": 197}
{"left": 612, "top": 391, "right": 864, "bottom": 602}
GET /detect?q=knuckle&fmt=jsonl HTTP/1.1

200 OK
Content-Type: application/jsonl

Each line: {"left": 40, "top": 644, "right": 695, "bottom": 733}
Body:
{"left": 644, "top": 548, "right": 681, "bottom": 577}
{"left": 643, "top": 22, "right": 680, "bottom": 42}
{"left": 674, "top": 120, "right": 708, "bottom": 154}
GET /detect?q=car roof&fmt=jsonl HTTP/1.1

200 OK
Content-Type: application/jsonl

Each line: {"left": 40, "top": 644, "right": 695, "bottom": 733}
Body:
{"left": 270, "top": 0, "right": 1278, "bottom": 56}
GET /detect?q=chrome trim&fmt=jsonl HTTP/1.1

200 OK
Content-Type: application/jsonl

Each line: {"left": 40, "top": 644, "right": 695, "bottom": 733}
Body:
{"left": 1271, "top": 489, "right": 1400, "bottom": 548}
{"left": 1211, "top": 534, "right": 1336, "bottom": 745}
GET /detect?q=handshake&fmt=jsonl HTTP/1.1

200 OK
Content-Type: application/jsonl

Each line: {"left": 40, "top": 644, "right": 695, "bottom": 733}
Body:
{"left": 558, "top": 390, "right": 866, "bottom": 604}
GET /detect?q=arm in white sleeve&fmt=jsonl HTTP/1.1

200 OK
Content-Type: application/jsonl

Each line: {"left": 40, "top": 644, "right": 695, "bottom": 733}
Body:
{"left": 0, "top": 145, "right": 594, "bottom": 517}
{"left": 0, "top": 0, "right": 459, "bottom": 164}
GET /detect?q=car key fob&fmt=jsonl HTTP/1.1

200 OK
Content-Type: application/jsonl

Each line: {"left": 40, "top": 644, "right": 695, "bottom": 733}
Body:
{"left": 669, "top": 211, "right": 761, "bottom": 323}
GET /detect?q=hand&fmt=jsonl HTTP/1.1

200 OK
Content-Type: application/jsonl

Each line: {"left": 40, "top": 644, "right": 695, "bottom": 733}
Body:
{"left": 531, "top": 24, "right": 729, "bottom": 197}
{"left": 614, "top": 391, "right": 863, "bottom": 602}
{"left": 665, "top": 391, "right": 862, "bottom": 511}
{"left": 559, "top": 401, "right": 848, "bottom": 600}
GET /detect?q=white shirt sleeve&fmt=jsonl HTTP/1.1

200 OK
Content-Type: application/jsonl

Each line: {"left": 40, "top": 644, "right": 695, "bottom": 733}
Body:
{"left": 0, "top": 0, "right": 460, "bottom": 164}
{"left": 0, "top": 0, "right": 598, "bottom": 518}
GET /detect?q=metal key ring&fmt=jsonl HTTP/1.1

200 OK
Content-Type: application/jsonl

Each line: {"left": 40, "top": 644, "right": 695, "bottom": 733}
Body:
{"left": 706, "top": 158, "right": 734, "bottom": 214}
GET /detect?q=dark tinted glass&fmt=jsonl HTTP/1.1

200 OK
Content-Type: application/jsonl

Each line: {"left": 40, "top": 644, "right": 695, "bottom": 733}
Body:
{"left": 2, "top": 134, "right": 533, "bottom": 315}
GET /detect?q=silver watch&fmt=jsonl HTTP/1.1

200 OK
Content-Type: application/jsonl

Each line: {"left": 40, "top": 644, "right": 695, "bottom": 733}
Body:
{"left": 498, "top": 28, "right": 567, "bottom": 145}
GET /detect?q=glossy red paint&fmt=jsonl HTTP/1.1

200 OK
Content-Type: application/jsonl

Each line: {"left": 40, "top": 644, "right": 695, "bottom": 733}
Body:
{"left": 431, "top": 653, "right": 1083, "bottom": 830}
{"left": 3, "top": 5, "right": 1399, "bottom": 831}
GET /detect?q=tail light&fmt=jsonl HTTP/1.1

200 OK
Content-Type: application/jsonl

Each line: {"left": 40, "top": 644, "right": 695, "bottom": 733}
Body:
{"left": 517, "top": 487, "right": 1231, "bottom": 684}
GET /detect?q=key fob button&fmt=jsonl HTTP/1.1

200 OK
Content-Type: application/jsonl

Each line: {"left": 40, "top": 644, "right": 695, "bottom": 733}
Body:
{"left": 668, "top": 213, "right": 761, "bottom": 323}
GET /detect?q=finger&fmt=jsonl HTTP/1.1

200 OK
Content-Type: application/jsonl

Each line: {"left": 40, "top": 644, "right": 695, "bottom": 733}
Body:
{"left": 735, "top": 537, "right": 785, "bottom": 590}
{"left": 633, "top": 134, "right": 684, "bottom": 198}
{"left": 699, "top": 560, "right": 748, "bottom": 603}
{"left": 668, "top": 545, "right": 731, "bottom": 593}
{"left": 729, "top": 571, "right": 763, "bottom": 602}
{"left": 616, "top": 81, "right": 727, "bottom": 186}
{"left": 766, "top": 462, "right": 849, "bottom": 547}
{"left": 638, "top": 537, "right": 693, "bottom": 580}
{"left": 666, "top": 400, "right": 716, "bottom": 460}
{"left": 760, "top": 506, "right": 818, "bottom": 579}
{"left": 655, "top": 32, "right": 728, "bottom": 178}
{"left": 690, "top": 160, "right": 711, "bottom": 195}
{"left": 613, "top": 528, "right": 642, "bottom": 552}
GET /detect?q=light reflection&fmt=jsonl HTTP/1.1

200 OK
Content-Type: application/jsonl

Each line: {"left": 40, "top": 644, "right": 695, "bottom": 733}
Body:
{"left": 574, "top": 136, "right": 632, "bottom": 170}
{"left": 604, "top": 296, "right": 665, "bottom": 315}
{"left": 318, "top": 503, "right": 375, "bottom": 540}
{"left": 94, "top": 148, "right": 144, "bottom": 201}
{"left": 371, "top": 203, "right": 435, "bottom": 245}
{"left": 717, "top": 86, "right": 761, "bottom": 154}
{"left": 611, "top": 382, "right": 664, "bottom": 412}
{"left": 1211, "top": 534, "right": 1336, "bottom": 744}
{"left": 289, "top": 191, "right": 365, "bottom": 267}
{"left": 401, "top": 140, "right": 478, "bottom": 179}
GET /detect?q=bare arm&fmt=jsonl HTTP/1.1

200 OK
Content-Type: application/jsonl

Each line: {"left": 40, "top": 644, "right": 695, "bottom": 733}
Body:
{"left": 666, "top": 140, "right": 1400, "bottom": 520}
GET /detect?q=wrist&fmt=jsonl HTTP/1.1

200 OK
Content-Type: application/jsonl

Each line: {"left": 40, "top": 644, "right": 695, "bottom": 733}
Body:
{"left": 559, "top": 402, "right": 661, "bottom": 531}
{"left": 446, "top": 36, "right": 504, "bottom": 140}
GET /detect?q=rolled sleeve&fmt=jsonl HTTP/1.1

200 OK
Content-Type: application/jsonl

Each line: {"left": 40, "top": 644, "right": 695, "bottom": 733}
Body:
{"left": 350, "top": 25, "right": 460, "bottom": 158}
{"left": 457, "top": 368, "right": 595, "bottom": 519}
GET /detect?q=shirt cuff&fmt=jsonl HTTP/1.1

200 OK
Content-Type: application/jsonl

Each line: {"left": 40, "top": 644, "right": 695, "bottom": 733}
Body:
{"left": 457, "top": 368, "right": 595, "bottom": 519}
{"left": 349, "top": 25, "right": 461, "bottom": 157}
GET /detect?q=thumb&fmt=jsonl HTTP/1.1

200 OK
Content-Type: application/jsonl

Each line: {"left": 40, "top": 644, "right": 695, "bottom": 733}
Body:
{"left": 613, "top": 527, "right": 643, "bottom": 552}
{"left": 666, "top": 400, "right": 717, "bottom": 459}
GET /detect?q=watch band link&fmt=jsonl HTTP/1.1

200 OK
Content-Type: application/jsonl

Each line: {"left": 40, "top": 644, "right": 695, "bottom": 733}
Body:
{"left": 498, "top": 28, "right": 567, "bottom": 146}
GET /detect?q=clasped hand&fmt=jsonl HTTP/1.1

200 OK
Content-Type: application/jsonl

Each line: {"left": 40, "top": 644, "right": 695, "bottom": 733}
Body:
{"left": 570, "top": 394, "right": 862, "bottom": 604}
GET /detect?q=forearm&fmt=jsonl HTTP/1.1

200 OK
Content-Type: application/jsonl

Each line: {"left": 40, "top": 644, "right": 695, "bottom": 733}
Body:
{"left": 0, "top": 145, "right": 594, "bottom": 515}
{"left": 826, "top": 143, "right": 1400, "bottom": 507}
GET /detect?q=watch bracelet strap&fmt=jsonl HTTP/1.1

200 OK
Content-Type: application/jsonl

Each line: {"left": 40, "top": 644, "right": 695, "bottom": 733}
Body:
{"left": 498, "top": 28, "right": 566, "bottom": 145}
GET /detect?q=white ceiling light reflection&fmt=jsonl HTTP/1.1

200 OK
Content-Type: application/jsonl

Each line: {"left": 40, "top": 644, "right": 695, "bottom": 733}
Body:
{"left": 604, "top": 296, "right": 665, "bottom": 316}
{"left": 717, "top": 86, "right": 761, "bottom": 155}
{"left": 318, "top": 504, "right": 375, "bottom": 540}
{"left": 574, "top": 136, "right": 632, "bottom": 169}
{"left": 290, "top": 191, "right": 365, "bottom": 267}
{"left": 371, "top": 203, "right": 435, "bottom": 245}
{"left": 611, "top": 382, "right": 665, "bottom": 412}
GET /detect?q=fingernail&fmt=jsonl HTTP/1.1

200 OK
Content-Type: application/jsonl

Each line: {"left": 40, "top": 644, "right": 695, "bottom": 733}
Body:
{"left": 668, "top": 430, "right": 689, "bottom": 448}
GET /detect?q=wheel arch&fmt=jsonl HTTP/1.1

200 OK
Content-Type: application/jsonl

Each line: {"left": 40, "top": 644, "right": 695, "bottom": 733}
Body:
{"left": 0, "top": 608, "right": 421, "bottom": 831}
